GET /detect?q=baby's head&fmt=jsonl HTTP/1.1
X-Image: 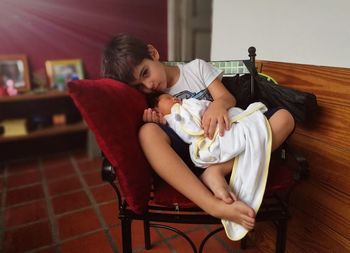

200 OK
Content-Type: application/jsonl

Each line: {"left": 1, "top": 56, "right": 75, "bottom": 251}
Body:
{"left": 147, "top": 92, "right": 181, "bottom": 115}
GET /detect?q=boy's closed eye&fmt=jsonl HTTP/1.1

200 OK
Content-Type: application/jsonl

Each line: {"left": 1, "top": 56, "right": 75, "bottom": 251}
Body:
{"left": 141, "top": 68, "right": 149, "bottom": 78}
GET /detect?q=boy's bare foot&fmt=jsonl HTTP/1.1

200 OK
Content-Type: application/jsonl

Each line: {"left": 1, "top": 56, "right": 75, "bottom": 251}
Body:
{"left": 216, "top": 200, "right": 256, "bottom": 230}
{"left": 200, "top": 163, "right": 236, "bottom": 204}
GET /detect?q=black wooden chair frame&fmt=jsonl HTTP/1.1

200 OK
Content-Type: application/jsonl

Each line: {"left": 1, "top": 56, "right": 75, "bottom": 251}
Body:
{"left": 102, "top": 143, "right": 308, "bottom": 253}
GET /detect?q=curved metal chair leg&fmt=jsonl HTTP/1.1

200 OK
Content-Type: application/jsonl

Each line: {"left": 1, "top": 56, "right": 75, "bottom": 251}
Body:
{"left": 151, "top": 223, "right": 198, "bottom": 253}
{"left": 199, "top": 227, "right": 224, "bottom": 253}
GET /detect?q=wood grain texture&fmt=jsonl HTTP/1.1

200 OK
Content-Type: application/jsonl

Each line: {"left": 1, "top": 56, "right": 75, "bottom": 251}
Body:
{"left": 253, "top": 61, "right": 350, "bottom": 253}
{"left": 253, "top": 208, "right": 350, "bottom": 253}
{"left": 261, "top": 61, "right": 350, "bottom": 149}
{"left": 260, "top": 61, "right": 350, "bottom": 106}
{"left": 290, "top": 134, "right": 350, "bottom": 194}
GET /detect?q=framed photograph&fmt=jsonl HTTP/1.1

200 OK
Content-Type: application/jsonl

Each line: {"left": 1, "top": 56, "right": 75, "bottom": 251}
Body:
{"left": 45, "top": 59, "right": 84, "bottom": 91}
{"left": 0, "top": 55, "right": 31, "bottom": 92}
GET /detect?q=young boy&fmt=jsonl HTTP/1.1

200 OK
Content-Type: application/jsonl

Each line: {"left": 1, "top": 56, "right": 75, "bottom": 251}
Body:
{"left": 102, "top": 34, "right": 295, "bottom": 232}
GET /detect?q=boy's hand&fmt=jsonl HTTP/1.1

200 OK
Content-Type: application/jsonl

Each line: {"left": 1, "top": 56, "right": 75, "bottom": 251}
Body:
{"left": 143, "top": 108, "right": 166, "bottom": 124}
{"left": 202, "top": 101, "right": 230, "bottom": 139}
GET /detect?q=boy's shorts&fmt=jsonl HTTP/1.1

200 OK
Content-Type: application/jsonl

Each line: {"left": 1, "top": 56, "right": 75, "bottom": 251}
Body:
{"left": 158, "top": 107, "right": 284, "bottom": 176}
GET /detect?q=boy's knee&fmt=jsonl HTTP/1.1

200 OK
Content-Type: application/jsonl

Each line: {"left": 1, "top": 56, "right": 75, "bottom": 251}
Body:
{"left": 279, "top": 109, "right": 295, "bottom": 133}
{"left": 269, "top": 109, "right": 295, "bottom": 150}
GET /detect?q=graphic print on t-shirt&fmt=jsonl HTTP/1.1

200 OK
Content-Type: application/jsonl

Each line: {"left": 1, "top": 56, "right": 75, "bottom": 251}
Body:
{"left": 174, "top": 89, "right": 213, "bottom": 101}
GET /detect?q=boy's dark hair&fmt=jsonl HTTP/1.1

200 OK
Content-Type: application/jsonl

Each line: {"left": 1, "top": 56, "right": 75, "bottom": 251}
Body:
{"left": 145, "top": 91, "right": 164, "bottom": 109}
{"left": 101, "top": 33, "right": 151, "bottom": 84}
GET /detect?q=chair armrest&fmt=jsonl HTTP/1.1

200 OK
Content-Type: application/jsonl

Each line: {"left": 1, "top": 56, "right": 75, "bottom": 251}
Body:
{"left": 101, "top": 154, "right": 116, "bottom": 183}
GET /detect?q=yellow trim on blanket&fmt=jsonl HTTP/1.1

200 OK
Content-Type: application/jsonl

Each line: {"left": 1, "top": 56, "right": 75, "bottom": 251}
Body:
{"left": 222, "top": 113, "right": 272, "bottom": 241}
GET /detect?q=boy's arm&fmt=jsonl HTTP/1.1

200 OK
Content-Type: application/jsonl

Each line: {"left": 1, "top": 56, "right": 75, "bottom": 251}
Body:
{"left": 204, "top": 78, "right": 236, "bottom": 139}
{"left": 208, "top": 78, "right": 236, "bottom": 108}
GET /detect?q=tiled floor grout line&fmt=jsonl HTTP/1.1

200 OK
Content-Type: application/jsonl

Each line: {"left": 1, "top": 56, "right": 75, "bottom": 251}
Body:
{"left": 27, "top": 225, "right": 119, "bottom": 253}
{"left": 38, "top": 158, "right": 61, "bottom": 253}
{"left": 6, "top": 171, "right": 77, "bottom": 192}
{"left": 54, "top": 205, "right": 93, "bottom": 218}
{"left": 0, "top": 163, "right": 8, "bottom": 252}
{"left": 25, "top": 244, "right": 56, "bottom": 253}
{"left": 5, "top": 197, "right": 46, "bottom": 209}
{"left": 49, "top": 187, "right": 87, "bottom": 199}
{"left": 5, "top": 169, "right": 105, "bottom": 193}
{"left": 3, "top": 199, "right": 117, "bottom": 233}
{"left": 70, "top": 154, "right": 120, "bottom": 253}
{"left": 4, "top": 218, "right": 49, "bottom": 231}
{"left": 52, "top": 198, "right": 116, "bottom": 219}
{"left": 6, "top": 181, "right": 42, "bottom": 191}
{"left": 59, "top": 227, "right": 104, "bottom": 243}
{"left": 6, "top": 180, "right": 107, "bottom": 207}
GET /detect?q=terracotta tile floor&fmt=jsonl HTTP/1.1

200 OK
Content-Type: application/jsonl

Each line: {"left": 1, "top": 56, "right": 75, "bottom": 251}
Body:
{"left": 0, "top": 150, "right": 262, "bottom": 253}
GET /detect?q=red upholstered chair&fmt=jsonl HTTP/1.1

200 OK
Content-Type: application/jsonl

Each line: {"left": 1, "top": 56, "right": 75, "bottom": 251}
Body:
{"left": 68, "top": 50, "right": 309, "bottom": 253}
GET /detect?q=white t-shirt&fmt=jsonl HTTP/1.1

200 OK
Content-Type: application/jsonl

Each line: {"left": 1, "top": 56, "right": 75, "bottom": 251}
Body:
{"left": 165, "top": 59, "right": 223, "bottom": 101}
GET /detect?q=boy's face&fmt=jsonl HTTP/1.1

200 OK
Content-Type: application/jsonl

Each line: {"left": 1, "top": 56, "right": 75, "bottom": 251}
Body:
{"left": 155, "top": 94, "right": 181, "bottom": 115}
{"left": 131, "top": 58, "right": 167, "bottom": 93}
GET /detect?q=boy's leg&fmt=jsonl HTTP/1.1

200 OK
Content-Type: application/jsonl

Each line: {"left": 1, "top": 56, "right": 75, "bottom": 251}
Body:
{"left": 200, "top": 160, "right": 237, "bottom": 204}
{"left": 267, "top": 109, "right": 295, "bottom": 151}
{"left": 139, "top": 123, "right": 255, "bottom": 230}
{"left": 201, "top": 109, "right": 294, "bottom": 205}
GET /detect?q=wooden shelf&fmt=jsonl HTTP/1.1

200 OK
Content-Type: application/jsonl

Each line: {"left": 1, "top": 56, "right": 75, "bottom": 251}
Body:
{"left": 0, "top": 90, "right": 68, "bottom": 103}
{"left": 0, "top": 90, "right": 87, "bottom": 160}
{"left": 0, "top": 121, "right": 88, "bottom": 143}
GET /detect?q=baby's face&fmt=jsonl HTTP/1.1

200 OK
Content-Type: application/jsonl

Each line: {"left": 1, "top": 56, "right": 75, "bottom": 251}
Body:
{"left": 155, "top": 94, "right": 181, "bottom": 115}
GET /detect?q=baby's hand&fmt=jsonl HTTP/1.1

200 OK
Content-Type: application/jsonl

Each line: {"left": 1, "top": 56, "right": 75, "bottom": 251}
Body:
{"left": 143, "top": 108, "right": 166, "bottom": 124}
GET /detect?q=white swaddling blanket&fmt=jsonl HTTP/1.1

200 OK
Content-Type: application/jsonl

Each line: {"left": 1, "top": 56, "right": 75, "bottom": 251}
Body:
{"left": 165, "top": 99, "right": 272, "bottom": 240}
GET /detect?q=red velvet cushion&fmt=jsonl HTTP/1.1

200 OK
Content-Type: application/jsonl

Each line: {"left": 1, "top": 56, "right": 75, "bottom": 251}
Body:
{"left": 68, "top": 79, "right": 152, "bottom": 214}
{"left": 153, "top": 180, "right": 196, "bottom": 208}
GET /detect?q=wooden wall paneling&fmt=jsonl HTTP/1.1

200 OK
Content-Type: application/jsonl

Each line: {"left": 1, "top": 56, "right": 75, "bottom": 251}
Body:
{"left": 290, "top": 134, "right": 350, "bottom": 194}
{"left": 250, "top": 222, "right": 276, "bottom": 253}
{"left": 292, "top": 180, "right": 349, "bottom": 238}
{"left": 260, "top": 61, "right": 350, "bottom": 106}
{"left": 258, "top": 60, "right": 350, "bottom": 253}
{"left": 261, "top": 61, "right": 350, "bottom": 149}
{"left": 295, "top": 102, "right": 350, "bottom": 149}
{"left": 287, "top": 208, "right": 350, "bottom": 253}
{"left": 254, "top": 207, "right": 350, "bottom": 253}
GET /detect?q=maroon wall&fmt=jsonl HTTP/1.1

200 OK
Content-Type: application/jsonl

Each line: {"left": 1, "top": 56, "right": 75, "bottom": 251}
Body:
{"left": 0, "top": 0, "right": 167, "bottom": 87}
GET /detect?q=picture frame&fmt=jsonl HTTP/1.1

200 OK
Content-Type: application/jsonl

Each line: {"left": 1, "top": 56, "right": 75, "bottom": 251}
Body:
{"left": 0, "top": 54, "right": 31, "bottom": 92}
{"left": 45, "top": 59, "right": 84, "bottom": 91}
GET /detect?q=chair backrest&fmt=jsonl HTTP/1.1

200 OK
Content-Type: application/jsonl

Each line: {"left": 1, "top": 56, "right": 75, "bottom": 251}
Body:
{"left": 68, "top": 78, "right": 152, "bottom": 214}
